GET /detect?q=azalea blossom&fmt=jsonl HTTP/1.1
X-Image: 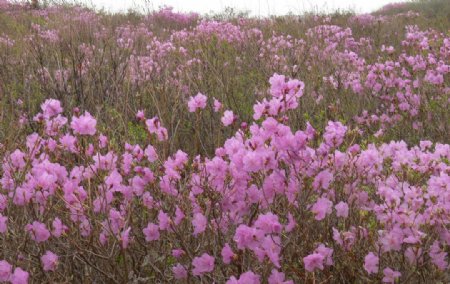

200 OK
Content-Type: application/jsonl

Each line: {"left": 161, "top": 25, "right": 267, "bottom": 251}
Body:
{"left": 188, "top": 93, "right": 207, "bottom": 112}
{"left": 71, "top": 111, "right": 97, "bottom": 136}
{"left": 192, "top": 253, "right": 215, "bottom": 276}
{"left": 221, "top": 110, "right": 235, "bottom": 126}
{"left": 41, "top": 251, "right": 58, "bottom": 271}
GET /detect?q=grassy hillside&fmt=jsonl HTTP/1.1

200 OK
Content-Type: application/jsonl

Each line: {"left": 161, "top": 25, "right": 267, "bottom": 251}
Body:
{"left": 0, "top": 2, "right": 449, "bottom": 282}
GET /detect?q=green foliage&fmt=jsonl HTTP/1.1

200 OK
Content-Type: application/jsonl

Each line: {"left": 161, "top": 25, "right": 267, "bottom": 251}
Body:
{"left": 127, "top": 122, "right": 147, "bottom": 145}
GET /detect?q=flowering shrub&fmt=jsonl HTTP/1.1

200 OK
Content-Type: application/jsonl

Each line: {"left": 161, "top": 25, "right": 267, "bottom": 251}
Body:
{"left": 0, "top": 2, "right": 449, "bottom": 283}
{"left": 146, "top": 6, "right": 199, "bottom": 28}
{"left": 1, "top": 73, "right": 450, "bottom": 283}
{"left": 1, "top": 1, "right": 449, "bottom": 155}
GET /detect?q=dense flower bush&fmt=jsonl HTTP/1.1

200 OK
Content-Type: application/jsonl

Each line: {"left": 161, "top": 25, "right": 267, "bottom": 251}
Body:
{"left": 1, "top": 1, "right": 449, "bottom": 156}
{"left": 0, "top": 1, "right": 449, "bottom": 283}
{"left": 0, "top": 73, "right": 449, "bottom": 283}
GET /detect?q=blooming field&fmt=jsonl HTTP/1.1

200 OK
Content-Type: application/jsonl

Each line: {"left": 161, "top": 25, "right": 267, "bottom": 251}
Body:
{"left": 0, "top": 1, "right": 449, "bottom": 283}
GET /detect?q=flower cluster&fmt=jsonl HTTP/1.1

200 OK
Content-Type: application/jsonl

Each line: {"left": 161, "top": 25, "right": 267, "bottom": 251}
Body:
{"left": 0, "top": 2, "right": 449, "bottom": 283}
{"left": 1, "top": 72, "right": 449, "bottom": 282}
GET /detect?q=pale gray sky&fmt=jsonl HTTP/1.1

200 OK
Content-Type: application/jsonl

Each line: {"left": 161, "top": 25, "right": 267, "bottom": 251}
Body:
{"left": 84, "top": 0, "right": 409, "bottom": 15}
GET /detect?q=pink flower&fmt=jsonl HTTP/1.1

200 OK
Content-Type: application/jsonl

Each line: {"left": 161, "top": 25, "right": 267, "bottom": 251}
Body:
{"left": 315, "top": 244, "right": 333, "bottom": 266}
{"left": 227, "top": 271, "right": 260, "bottom": 284}
{"left": 192, "top": 212, "right": 207, "bottom": 236}
{"left": 213, "top": 98, "right": 222, "bottom": 112}
{"left": 303, "top": 253, "right": 324, "bottom": 272}
{"left": 429, "top": 241, "right": 448, "bottom": 270}
{"left": 172, "top": 264, "right": 188, "bottom": 280}
{"left": 145, "top": 117, "right": 168, "bottom": 141}
{"left": 98, "top": 134, "right": 108, "bottom": 148}
{"left": 0, "top": 260, "right": 12, "bottom": 281}
{"left": 144, "top": 145, "right": 158, "bottom": 162}
{"left": 233, "top": 225, "right": 264, "bottom": 250}
{"left": 268, "top": 73, "right": 304, "bottom": 100}
{"left": 52, "top": 218, "right": 68, "bottom": 238}
{"left": 143, "top": 222, "right": 160, "bottom": 242}
{"left": 221, "top": 110, "right": 235, "bottom": 126}
{"left": 156, "top": 128, "right": 168, "bottom": 141}
{"left": 10, "top": 267, "right": 29, "bottom": 284}
{"left": 136, "top": 110, "right": 145, "bottom": 120}
{"left": 380, "top": 229, "right": 403, "bottom": 252}
{"left": 26, "top": 221, "right": 51, "bottom": 243}
{"left": 382, "top": 267, "right": 401, "bottom": 283}
{"left": 41, "top": 251, "right": 58, "bottom": 271}
{"left": 254, "top": 213, "right": 282, "bottom": 234}
{"left": 174, "top": 207, "right": 185, "bottom": 225}
{"left": 41, "top": 99, "right": 63, "bottom": 118}
{"left": 10, "top": 150, "right": 26, "bottom": 169}
{"left": 71, "top": 111, "right": 97, "bottom": 136}
{"left": 158, "top": 210, "right": 171, "bottom": 231}
{"left": 364, "top": 252, "right": 379, "bottom": 274}
{"left": 268, "top": 269, "right": 294, "bottom": 284}
{"left": 172, "top": 249, "right": 185, "bottom": 259}
{"left": 334, "top": 202, "right": 349, "bottom": 218}
{"left": 59, "top": 134, "right": 77, "bottom": 153}
{"left": 192, "top": 253, "right": 214, "bottom": 276}
{"left": 323, "top": 121, "right": 347, "bottom": 147}
{"left": 310, "top": 197, "right": 333, "bottom": 221}
{"left": 243, "top": 151, "right": 264, "bottom": 172}
{"left": 313, "top": 170, "right": 333, "bottom": 190}
{"left": 188, "top": 93, "right": 207, "bottom": 112}
{"left": 269, "top": 73, "right": 287, "bottom": 97}
{"left": 221, "top": 243, "right": 235, "bottom": 264}
{"left": 285, "top": 213, "right": 296, "bottom": 232}
{"left": 145, "top": 117, "right": 160, "bottom": 133}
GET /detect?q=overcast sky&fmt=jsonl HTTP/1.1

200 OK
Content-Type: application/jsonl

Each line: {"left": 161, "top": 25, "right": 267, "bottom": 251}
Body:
{"left": 83, "top": 0, "right": 409, "bottom": 16}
